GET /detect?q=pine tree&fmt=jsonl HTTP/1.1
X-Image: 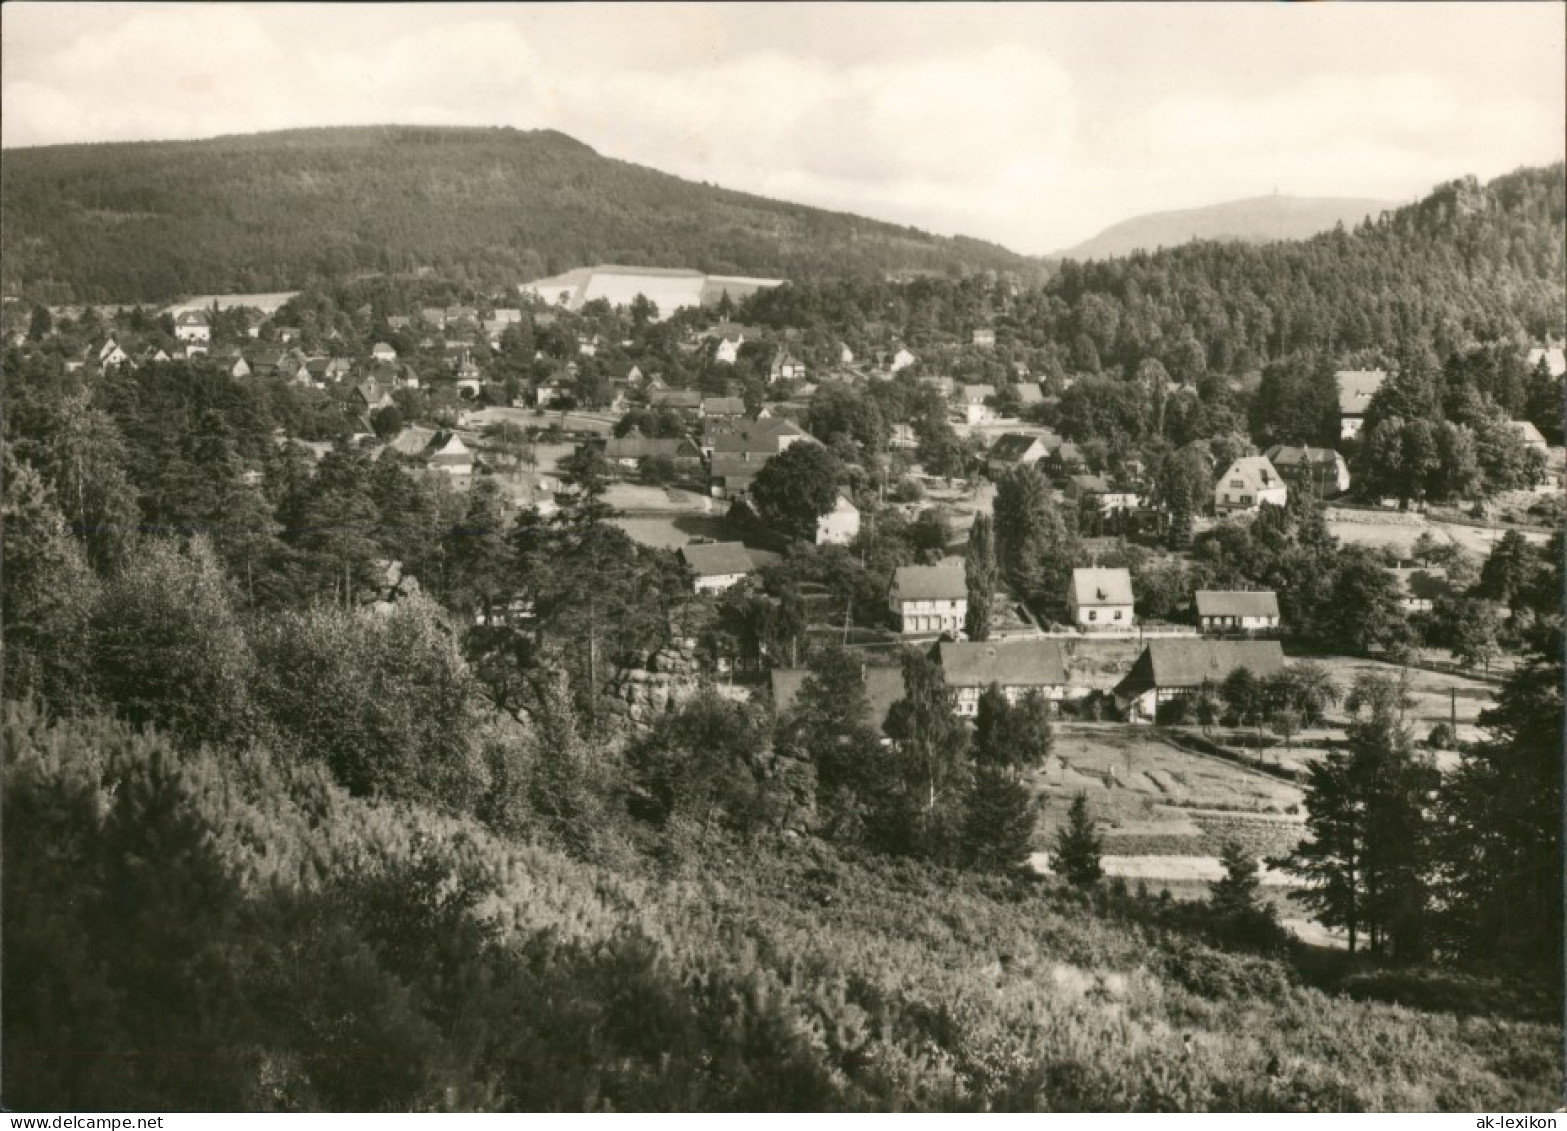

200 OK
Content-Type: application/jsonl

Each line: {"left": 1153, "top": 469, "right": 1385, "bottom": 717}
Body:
{"left": 1210, "top": 839, "right": 1262, "bottom": 919}
{"left": 1052, "top": 792, "right": 1103, "bottom": 887}
{"left": 963, "top": 512, "right": 997, "bottom": 641}
{"left": 962, "top": 767, "right": 1036, "bottom": 873}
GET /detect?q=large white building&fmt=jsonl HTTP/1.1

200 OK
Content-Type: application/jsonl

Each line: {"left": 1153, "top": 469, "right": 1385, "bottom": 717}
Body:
{"left": 520, "top": 265, "right": 783, "bottom": 318}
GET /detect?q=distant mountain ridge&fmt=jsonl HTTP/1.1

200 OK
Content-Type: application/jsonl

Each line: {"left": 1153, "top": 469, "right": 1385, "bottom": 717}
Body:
{"left": 0, "top": 125, "right": 1040, "bottom": 303}
{"left": 1057, "top": 194, "right": 1399, "bottom": 261}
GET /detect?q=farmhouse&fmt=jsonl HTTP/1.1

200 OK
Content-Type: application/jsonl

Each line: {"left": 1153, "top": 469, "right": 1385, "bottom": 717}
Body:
{"left": 1265, "top": 444, "right": 1351, "bottom": 496}
{"left": 937, "top": 639, "right": 1073, "bottom": 715}
{"left": 1213, "top": 455, "right": 1288, "bottom": 515}
{"left": 602, "top": 435, "right": 702, "bottom": 469}
{"left": 426, "top": 434, "right": 475, "bottom": 477}
{"left": 649, "top": 388, "right": 703, "bottom": 414}
{"left": 1195, "top": 590, "right": 1281, "bottom": 633}
{"left": 1114, "top": 639, "right": 1287, "bottom": 722}
{"left": 678, "top": 542, "right": 755, "bottom": 593}
{"left": 769, "top": 348, "right": 807, "bottom": 383}
{"left": 815, "top": 493, "right": 861, "bottom": 545}
{"left": 700, "top": 396, "right": 747, "bottom": 419}
{"left": 888, "top": 564, "right": 967, "bottom": 635}
{"left": 1067, "top": 567, "right": 1135, "bottom": 630}
{"left": 1337, "top": 368, "right": 1388, "bottom": 439}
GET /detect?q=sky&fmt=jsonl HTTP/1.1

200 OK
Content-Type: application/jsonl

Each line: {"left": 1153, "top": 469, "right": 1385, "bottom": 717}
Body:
{"left": 3, "top": 2, "right": 1563, "bottom": 254}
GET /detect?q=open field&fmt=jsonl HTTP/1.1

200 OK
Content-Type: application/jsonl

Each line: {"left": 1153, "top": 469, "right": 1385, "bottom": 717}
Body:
{"left": 1028, "top": 723, "right": 1306, "bottom": 887}
{"left": 1324, "top": 506, "right": 1552, "bottom": 557}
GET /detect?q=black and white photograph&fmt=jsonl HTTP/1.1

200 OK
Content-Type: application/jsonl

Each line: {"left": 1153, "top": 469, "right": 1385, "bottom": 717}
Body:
{"left": 2, "top": 0, "right": 1563, "bottom": 1115}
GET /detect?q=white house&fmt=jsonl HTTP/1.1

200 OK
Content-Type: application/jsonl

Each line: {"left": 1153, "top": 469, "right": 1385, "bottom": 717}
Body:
{"left": 890, "top": 347, "right": 916, "bottom": 373}
{"left": 427, "top": 434, "right": 474, "bottom": 477}
{"left": 174, "top": 311, "right": 211, "bottom": 344}
{"left": 961, "top": 384, "right": 997, "bottom": 425}
{"left": 1213, "top": 455, "right": 1288, "bottom": 515}
{"left": 371, "top": 341, "right": 398, "bottom": 363}
{"left": 97, "top": 339, "right": 129, "bottom": 368}
{"left": 1067, "top": 568, "right": 1135, "bottom": 630}
{"left": 1195, "top": 590, "right": 1281, "bottom": 633}
{"left": 972, "top": 328, "right": 996, "bottom": 349}
{"left": 1337, "top": 368, "right": 1387, "bottom": 439}
{"left": 888, "top": 564, "right": 967, "bottom": 635}
{"left": 937, "top": 639, "right": 1076, "bottom": 716}
{"left": 1526, "top": 346, "right": 1566, "bottom": 378}
{"left": 815, "top": 493, "right": 861, "bottom": 545}
{"left": 715, "top": 337, "right": 743, "bottom": 365}
{"left": 679, "top": 542, "right": 755, "bottom": 593}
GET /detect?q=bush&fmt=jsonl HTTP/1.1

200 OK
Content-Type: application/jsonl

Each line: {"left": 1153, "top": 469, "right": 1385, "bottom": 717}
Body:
{"left": 1426, "top": 722, "right": 1457, "bottom": 749}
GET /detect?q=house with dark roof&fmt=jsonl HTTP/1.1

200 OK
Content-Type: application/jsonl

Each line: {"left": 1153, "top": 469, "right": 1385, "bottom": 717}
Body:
{"left": 602, "top": 435, "right": 702, "bottom": 468}
{"left": 1265, "top": 444, "right": 1350, "bottom": 496}
{"left": 650, "top": 388, "right": 703, "bottom": 414}
{"left": 1068, "top": 568, "right": 1135, "bottom": 630}
{"left": 769, "top": 348, "right": 807, "bottom": 384}
{"left": 1114, "top": 639, "right": 1287, "bottom": 722}
{"left": 937, "top": 639, "right": 1072, "bottom": 715}
{"left": 1195, "top": 590, "right": 1280, "bottom": 633}
{"left": 1047, "top": 443, "right": 1086, "bottom": 475}
{"left": 678, "top": 542, "right": 755, "bottom": 592}
{"left": 1337, "top": 368, "right": 1388, "bottom": 439}
{"left": 1014, "top": 382, "right": 1044, "bottom": 407}
{"left": 174, "top": 310, "right": 211, "bottom": 343}
{"left": 888, "top": 564, "right": 967, "bottom": 635}
{"left": 700, "top": 396, "right": 747, "bottom": 419}
{"left": 770, "top": 665, "right": 907, "bottom": 733}
{"left": 986, "top": 432, "right": 1056, "bottom": 478}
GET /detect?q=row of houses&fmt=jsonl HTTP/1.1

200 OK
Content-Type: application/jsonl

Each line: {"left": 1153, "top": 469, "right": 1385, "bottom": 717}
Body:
{"left": 770, "top": 636, "right": 1288, "bottom": 725}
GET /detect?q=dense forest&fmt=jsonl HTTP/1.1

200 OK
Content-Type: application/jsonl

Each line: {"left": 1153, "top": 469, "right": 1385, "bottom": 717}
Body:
{"left": 0, "top": 126, "right": 1038, "bottom": 302}
{"left": 741, "top": 165, "right": 1567, "bottom": 380}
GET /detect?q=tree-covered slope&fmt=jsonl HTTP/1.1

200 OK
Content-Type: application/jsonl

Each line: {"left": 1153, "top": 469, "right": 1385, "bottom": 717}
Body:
{"left": 0, "top": 125, "right": 1037, "bottom": 304}
{"left": 1057, "top": 194, "right": 1397, "bottom": 261}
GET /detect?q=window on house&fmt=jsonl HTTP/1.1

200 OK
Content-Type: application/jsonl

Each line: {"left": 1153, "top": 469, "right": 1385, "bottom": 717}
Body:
{"left": 1088, "top": 610, "right": 1097, "bottom": 621}
{"left": 1114, "top": 610, "right": 1123, "bottom": 620}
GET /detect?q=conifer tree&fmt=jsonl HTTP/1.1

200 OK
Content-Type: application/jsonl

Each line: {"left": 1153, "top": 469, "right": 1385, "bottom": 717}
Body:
{"left": 964, "top": 512, "right": 997, "bottom": 641}
{"left": 1053, "top": 792, "right": 1103, "bottom": 888}
{"left": 962, "top": 767, "right": 1036, "bottom": 873}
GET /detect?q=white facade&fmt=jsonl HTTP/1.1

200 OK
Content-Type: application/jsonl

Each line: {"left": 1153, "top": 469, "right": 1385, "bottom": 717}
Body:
{"left": 1213, "top": 456, "right": 1289, "bottom": 515}
{"left": 815, "top": 494, "right": 861, "bottom": 545}
{"left": 694, "top": 571, "right": 748, "bottom": 594}
{"left": 892, "top": 597, "right": 966, "bottom": 635}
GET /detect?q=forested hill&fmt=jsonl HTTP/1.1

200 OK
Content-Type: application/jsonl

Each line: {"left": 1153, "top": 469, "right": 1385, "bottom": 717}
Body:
{"left": 1057, "top": 194, "right": 1397, "bottom": 261}
{"left": 0, "top": 125, "right": 1038, "bottom": 303}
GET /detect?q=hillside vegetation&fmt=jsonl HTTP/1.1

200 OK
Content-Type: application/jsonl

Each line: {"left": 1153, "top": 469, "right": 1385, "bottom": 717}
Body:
{"left": 7, "top": 701, "right": 1557, "bottom": 1112}
{"left": 1057, "top": 194, "right": 1397, "bottom": 261}
{"left": 0, "top": 126, "right": 1036, "bottom": 303}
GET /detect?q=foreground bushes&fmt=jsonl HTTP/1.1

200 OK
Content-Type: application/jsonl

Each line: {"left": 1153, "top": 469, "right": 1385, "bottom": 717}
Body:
{"left": 6, "top": 703, "right": 1558, "bottom": 1111}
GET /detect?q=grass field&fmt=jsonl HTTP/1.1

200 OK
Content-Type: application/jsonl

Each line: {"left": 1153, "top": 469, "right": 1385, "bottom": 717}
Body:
{"left": 1324, "top": 507, "right": 1552, "bottom": 557}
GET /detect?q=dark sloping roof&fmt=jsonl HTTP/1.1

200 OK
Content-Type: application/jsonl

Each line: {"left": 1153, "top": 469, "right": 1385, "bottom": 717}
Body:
{"left": 1124, "top": 639, "right": 1286, "bottom": 692}
{"left": 771, "top": 666, "right": 906, "bottom": 730}
{"left": 989, "top": 432, "right": 1048, "bottom": 462}
{"left": 938, "top": 639, "right": 1069, "bottom": 687}
{"left": 702, "top": 397, "right": 746, "bottom": 415}
{"left": 1195, "top": 590, "right": 1280, "bottom": 619}
{"left": 678, "top": 542, "right": 755, "bottom": 578}
{"left": 890, "top": 564, "right": 966, "bottom": 603}
{"left": 604, "top": 436, "right": 698, "bottom": 461}
{"left": 1265, "top": 444, "right": 1343, "bottom": 469}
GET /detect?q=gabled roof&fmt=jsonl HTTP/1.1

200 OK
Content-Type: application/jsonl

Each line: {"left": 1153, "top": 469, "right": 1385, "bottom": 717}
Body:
{"left": 1015, "top": 382, "right": 1044, "bottom": 404}
{"left": 428, "top": 435, "right": 473, "bottom": 466}
{"left": 1120, "top": 639, "right": 1286, "bottom": 693}
{"left": 962, "top": 383, "right": 996, "bottom": 403}
{"left": 889, "top": 564, "right": 966, "bottom": 603}
{"left": 678, "top": 541, "right": 755, "bottom": 578}
{"left": 938, "top": 639, "right": 1068, "bottom": 688}
{"left": 1336, "top": 369, "right": 1387, "bottom": 416}
{"left": 650, "top": 388, "right": 702, "bottom": 408}
{"left": 604, "top": 436, "right": 699, "bottom": 461}
{"left": 385, "top": 425, "right": 438, "bottom": 457}
{"left": 770, "top": 665, "right": 907, "bottom": 729}
{"left": 1507, "top": 420, "right": 1548, "bottom": 446}
{"left": 1265, "top": 444, "right": 1345, "bottom": 469}
{"left": 989, "top": 433, "right": 1048, "bottom": 462}
{"left": 709, "top": 455, "right": 764, "bottom": 481}
{"left": 702, "top": 396, "right": 747, "bottom": 416}
{"left": 1195, "top": 590, "right": 1280, "bottom": 619}
{"left": 1069, "top": 473, "right": 1112, "bottom": 495}
{"left": 1218, "top": 455, "right": 1284, "bottom": 491}
{"left": 1071, "top": 567, "right": 1133, "bottom": 607}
